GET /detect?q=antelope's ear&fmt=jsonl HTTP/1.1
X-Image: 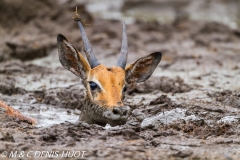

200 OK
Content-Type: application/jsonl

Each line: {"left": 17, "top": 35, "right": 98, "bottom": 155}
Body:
{"left": 57, "top": 34, "right": 90, "bottom": 80}
{"left": 125, "top": 52, "right": 162, "bottom": 84}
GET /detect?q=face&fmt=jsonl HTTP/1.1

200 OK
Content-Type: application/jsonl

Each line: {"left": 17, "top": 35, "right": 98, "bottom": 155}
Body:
{"left": 86, "top": 65, "right": 130, "bottom": 126}
{"left": 57, "top": 22, "right": 162, "bottom": 126}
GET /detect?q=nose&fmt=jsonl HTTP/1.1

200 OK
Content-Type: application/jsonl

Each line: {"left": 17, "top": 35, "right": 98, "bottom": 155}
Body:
{"left": 112, "top": 106, "right": 130, "bottom": 116}
{"left": 103, "top": 106, "right": 130, "bottom": 126}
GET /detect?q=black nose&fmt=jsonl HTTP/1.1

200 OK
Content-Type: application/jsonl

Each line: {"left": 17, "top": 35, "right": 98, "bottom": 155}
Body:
{"left": 112, "top": 107, "right": 129, "bottom": 116}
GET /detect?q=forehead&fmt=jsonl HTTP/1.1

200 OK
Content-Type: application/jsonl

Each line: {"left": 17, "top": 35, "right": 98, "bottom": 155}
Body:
{"left": 89, "top": 64, "right": 125, "bottom": 86}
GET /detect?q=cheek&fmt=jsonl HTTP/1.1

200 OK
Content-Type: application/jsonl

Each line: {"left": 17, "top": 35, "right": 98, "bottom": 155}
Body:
{"left": 87, "top": 85, "right": 100, "bottom": 101}
{"left": 91, "top": 90, "right": 98, "bottom": 98}
{"left": 91, "top": 91, "right": 102, "bottom": 102}
{"left": 92, "top": 91, "right": 108, "bottom": 106}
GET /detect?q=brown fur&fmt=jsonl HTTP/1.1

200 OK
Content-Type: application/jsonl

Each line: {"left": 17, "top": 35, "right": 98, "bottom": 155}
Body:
{"left": 87, "top": 65, "right": 125, "bottom": 109}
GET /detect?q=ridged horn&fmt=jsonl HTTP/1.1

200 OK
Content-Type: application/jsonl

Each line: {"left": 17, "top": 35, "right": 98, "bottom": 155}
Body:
{"left": 117, "top": 22, "right": 128, "bottom": 69}
{"left": 76, "top": 20, "right": 100, "bottom": 68}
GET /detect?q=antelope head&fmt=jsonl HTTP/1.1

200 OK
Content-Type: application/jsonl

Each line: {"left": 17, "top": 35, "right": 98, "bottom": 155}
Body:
{"left": 57, "top": 21, "right": 162, "bottom": 126}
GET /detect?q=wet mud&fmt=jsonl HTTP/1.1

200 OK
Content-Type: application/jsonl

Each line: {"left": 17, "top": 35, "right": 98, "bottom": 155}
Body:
{"left": 0, "top": 0, "right": 240, "bottom": 159}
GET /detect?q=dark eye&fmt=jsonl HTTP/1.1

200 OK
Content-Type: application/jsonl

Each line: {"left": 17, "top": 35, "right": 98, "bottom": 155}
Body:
{"left": 89, "top": 82, "right": 98, "bottom": 91}
{"left": 123, "top": 86, "right": 127, "bottom": 92}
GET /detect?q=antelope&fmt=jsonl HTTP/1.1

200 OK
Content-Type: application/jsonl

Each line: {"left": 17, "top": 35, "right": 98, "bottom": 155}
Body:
{"left": 57, "top": 14, "right": 162, "bottom": 126}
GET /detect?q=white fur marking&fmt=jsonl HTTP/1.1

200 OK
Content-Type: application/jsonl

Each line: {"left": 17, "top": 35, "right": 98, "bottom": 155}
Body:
{"left": 90, "top": 77, "right": 105, "bottom": 92}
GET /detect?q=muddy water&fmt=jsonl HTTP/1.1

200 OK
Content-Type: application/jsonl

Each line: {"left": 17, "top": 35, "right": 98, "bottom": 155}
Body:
{"left": 1, "top": 0, "right": 240, "bottom": 160}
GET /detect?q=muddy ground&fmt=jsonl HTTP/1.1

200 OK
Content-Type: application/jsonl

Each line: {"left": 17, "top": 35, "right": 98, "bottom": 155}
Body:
{"left": 0, "top": 0, "right": 240, "bottom": 160}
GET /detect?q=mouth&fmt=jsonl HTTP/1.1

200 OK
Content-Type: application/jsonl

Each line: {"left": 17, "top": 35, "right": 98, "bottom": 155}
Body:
{"left": 103, "top": 109, "right": 129, "bottom": 126}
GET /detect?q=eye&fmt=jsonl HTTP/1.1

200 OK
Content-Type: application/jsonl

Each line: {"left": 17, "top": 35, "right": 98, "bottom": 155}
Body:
{"left": 122, "top": 86, "right": 126, "bottom": 100}
{"left": 123, "top": 86, "right": 127, "bottom": 92}
{"left": 89, "top": 81, "right": 98, "bottom": 91}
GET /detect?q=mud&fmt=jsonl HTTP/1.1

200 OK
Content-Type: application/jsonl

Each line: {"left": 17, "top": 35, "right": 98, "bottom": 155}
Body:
{"left": 0, "top": 0, "right": 240, "bottom": 160}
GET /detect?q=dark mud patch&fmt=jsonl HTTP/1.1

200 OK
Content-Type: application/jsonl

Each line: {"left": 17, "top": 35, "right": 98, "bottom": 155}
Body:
{"left": 165, "top": 120, "right": 236, "bottom": 139}
{"left": 42, "top": 86, "right": 85, "bottom": 109}
{"left": 0, "top": 0, "right": 92, "bottom": 62}
{"left": 142, "top": 95, "right": 184, "bottom": 115}
{"left": 208, "top": 90, "right": 240, "bottom": 108}
{"left": 0, "top": 77, "right": 27, "bottom": 95}
{"left": 191, "top": 22, "right": 240, "bottom": 46}
{"left": 0, "top": 60, "right": 51, "bottom": 75}
{"left": 0, "top": 111, "right": 35, "bottom": 129}
{"left": 128, "top": 76, "right": 192, "bottom": 95}
{"left": 0, "top": 60, "right": 52, "bottom": 95}
{"left": 149, "top": 95, "right": 171, "bottom": 106}
{"left": 5, "top": 39, "right": 52, "bottom": 61}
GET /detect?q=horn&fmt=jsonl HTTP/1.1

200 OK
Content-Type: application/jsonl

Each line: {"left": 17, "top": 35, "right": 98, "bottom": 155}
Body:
{"left": 117, "top": 22, "right": 128, "bottom": 69}
{"left": 76, "top": 20, "right": 100, "bottom": 68}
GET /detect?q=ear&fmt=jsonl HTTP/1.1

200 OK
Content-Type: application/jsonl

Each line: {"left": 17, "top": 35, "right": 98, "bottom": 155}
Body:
{"left": 125, "top": 52, "right": 162, "bottom": 83}
{"left": 57, "top": 34, "right": 91, "bottom": 80}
